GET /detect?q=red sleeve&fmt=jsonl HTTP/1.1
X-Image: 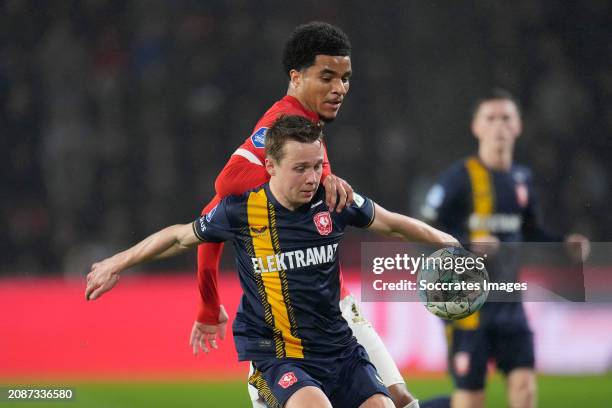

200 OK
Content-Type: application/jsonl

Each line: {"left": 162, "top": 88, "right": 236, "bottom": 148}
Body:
{"left": 197, "top": 155, "right": 270, "bottom": 324}
{"left": 214, "top": 154, "right": 270, "bottom": 197}
{"left": 196, "top": 196, "right": 223, "bottom": 324}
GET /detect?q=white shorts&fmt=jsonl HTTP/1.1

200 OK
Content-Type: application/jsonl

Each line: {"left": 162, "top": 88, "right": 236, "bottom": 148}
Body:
{"left": 248, "top": 294, "right": 404, "bottom": 406}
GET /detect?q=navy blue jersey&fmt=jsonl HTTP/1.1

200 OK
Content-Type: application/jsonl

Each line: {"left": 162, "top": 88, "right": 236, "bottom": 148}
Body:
{"left": 422, "top": 156, "right": 561, "bottom": 317}
{"left": 193, "top": 183, "right": 375, "bottom": 361}
{"left": 421, "top": 156, "right": 558, "bottom": 244}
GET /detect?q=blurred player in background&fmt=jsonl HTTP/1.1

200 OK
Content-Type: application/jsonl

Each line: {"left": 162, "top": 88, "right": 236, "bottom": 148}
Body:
{"left": 420, "top": 88, "right": 590, "bottom": 408}
{"left": 190, "top": 21, "right": 419, "bottom": 408}
{"left": 85, "top": 115, "right": 458, "bottom": 408}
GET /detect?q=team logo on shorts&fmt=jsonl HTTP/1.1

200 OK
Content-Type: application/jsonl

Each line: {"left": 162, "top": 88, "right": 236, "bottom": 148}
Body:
{"left": 313, "top": 211, "right": 333, "bottom": 236}
{"left": 278, "top": 372, "right": 298, "bottom": 389}
{"left": 250, "top": 127, "right": 268, "bottom": 148}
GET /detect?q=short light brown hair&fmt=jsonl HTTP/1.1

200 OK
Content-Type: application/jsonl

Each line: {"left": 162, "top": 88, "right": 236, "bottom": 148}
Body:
{"left": 265, "top": 115, "right": 323, "bottom": 163}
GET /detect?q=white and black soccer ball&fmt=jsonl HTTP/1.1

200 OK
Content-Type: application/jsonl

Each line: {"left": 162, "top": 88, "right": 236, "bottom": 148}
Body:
{"left": 417, "top": 246, "right": 489, "bottom": 320}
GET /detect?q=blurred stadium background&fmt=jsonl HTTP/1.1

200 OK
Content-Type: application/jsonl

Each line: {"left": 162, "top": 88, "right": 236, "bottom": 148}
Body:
{"left": 1, "top": 1, "right": 611, "bottom": 407}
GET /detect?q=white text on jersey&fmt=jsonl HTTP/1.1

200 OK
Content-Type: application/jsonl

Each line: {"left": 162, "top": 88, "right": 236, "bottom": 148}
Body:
{"left": 251, "top": 244, "right": 339, "bottom": 274}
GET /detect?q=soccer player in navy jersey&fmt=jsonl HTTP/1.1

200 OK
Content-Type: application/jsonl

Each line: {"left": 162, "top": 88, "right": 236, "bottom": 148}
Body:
{"left": 420, "top": 89, "right": 590, "bottom": 408}
{"left": 86, "top": 115, "right": 458, "bottom": 408}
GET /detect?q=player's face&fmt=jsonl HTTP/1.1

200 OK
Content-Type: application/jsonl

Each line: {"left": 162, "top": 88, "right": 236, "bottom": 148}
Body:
{"left": 472, "top": 99, "right": 522, "bottom": 153}
{"left": 267, "top": 140, "right": 324, "bottom": 209}
{"left": 291, "top": 55, "right": 352, "bottom": 122}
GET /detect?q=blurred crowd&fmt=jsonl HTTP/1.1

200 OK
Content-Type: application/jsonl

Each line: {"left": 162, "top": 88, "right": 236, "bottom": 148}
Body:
{"left": 1, "top": 0, "right": 610, "bottom": 275}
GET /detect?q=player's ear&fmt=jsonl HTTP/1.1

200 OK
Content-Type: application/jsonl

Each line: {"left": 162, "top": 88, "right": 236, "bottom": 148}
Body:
{"left": 471, "top": 118, "right": 482, "bottom": 141}
{"left": 289, "top": 69, "right": 301, "bottom": 89}
{"left": 514, "top": 118, "right": 523, "bottom": 139}
{"left": 471, "top": 105, "right": 484, "bottom": 140}
{"left": 265, "top": 158, "right": 276, "bottom": 177}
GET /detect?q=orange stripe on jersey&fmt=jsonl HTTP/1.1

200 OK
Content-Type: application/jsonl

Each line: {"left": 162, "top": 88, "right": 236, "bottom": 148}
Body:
{"left": 466, "top": 157, "right": 494, "bottom": 239}
{"left": 247, "top": 189, "right": 304, "bottom": 359}
{"left": 461, "top": 157, "right": 495, "bottom": 329}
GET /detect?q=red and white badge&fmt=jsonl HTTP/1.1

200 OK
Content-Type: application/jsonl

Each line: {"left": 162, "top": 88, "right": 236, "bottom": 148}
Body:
{"left": 313, "top": 211, "right": 333, "bottom": 236}
{"left": 278, "top": 371, "right": 298, "bottom": 389}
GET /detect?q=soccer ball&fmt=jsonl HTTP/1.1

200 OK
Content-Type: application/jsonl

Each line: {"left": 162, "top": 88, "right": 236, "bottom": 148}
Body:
{"left": 417, "top": 246, "right": 489, "bottom": 320}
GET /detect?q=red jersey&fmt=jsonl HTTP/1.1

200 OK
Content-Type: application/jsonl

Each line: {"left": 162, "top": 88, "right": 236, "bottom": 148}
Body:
{"left": 214, "top": 95, "right": 331, "bottom": 197}
{"left": 197, "top": 95, "right": 349, "bottom": 324}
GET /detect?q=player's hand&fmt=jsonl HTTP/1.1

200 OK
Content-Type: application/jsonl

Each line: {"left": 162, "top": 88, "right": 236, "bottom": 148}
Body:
{"left": 470, "top": 234, "right": 500, "bottom": 257}
{"left": 443, "top": 234, "right": 461, "bottom": 248}
{"left": 85, "top": 259, "right": 121, "bottom": 301}
{"left": 420, "top": 230, "right": 459, "bottom": 248}
{"left": 324, "top": 174, "right": 354, "bottom": 213}
{"left": 565, "top": 233, "right": 590, "bottom": 263}
{"left": 190, "top": 305, "right": 229, "bottom": 355}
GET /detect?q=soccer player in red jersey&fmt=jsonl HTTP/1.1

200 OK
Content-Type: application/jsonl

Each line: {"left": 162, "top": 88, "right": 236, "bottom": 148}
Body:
{"left": 191, "top": 22, "right": 419, "bottom": 408}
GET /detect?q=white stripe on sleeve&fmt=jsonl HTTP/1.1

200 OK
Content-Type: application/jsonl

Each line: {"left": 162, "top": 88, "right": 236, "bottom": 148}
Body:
{"left": 233, "top": 148, "right": 263, "bottom": 166}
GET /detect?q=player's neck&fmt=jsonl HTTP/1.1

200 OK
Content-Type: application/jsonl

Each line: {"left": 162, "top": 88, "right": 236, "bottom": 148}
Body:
{"left": 478, "top": 147, "right": 513, "bottom": 171}
{"left": 286, "top": 88, "right": 316, "bottom": 115}
{"left": 268, "top": 180, "right": 300, "bottom": 211}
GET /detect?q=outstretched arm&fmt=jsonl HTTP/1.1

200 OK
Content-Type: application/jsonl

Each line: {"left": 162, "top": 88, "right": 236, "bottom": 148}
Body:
{"left": 85, "top": 223, "right": 200, "bottom": 301}
{"left": 368, "top": 203, "right": 459, "bottom": 245}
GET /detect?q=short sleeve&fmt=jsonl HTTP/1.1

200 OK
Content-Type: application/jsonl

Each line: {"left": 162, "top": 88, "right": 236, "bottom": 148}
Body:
{"left": 342, "top": 192, "right": 375, "bottom": 228}
{"left": 192, "top": 198, "right": 236, "bottom": 243}
{"left": 421, "top": 162, "right": 468, "bottom": 222}
{"left": 420, "top": 161, "right": 470, "bottom": 241}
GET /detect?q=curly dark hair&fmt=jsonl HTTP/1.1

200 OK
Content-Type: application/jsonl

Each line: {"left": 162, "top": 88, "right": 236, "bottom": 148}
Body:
{"left": 266, "top": 115, "right": 324, "bottom": 163}
{"left": 282, "top": 21, "right": 351, "bottom": 76}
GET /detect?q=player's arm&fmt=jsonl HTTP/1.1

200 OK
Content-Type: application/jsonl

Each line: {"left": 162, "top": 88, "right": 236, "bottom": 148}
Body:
{"left": 340, "top": 190, "right": 458, "bottom": 245}
{"left": 85, "top": 223, "right": 200, "bottom": 301}
{"left": 197, "top": 153, "right": 268, "bottom": 328}
{"left": 421, "top": 163, "right": 471, "bottom": 243}
{"left": 369, "top": 203, "right": 459, "bottom": 245}
{"left": 195, "top": 198, "right": 224, "bottom": 326}
{"left": 520, "top": 172, "right": 564, "bottom": 242}
{"left": 520, "top": 171, "right": 590, "bottom": 261}
{"left": 88, "top": 197, "right": 233, "bottom": 302}
{"left": 193, "top": 149, "right": 268, "bottom": 328}
{"left": 320, "top": 142, "right": 354, "bottom": 212}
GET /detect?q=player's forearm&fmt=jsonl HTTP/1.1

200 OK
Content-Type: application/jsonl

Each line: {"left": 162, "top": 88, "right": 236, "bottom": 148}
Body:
{"left": 154, "top": 243, "right": 191, "bottom": 260}
{"left": 111, "top": 224, "right": 197, "bottom": 273}
{"left": 388, "top": 213, "right": 457, "bottom": 245}
{"left": 195, "top": 243, "right": 222, "bottom": 324}
{"left": 85, "top": 224, "right": 196, "bottom": 301}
